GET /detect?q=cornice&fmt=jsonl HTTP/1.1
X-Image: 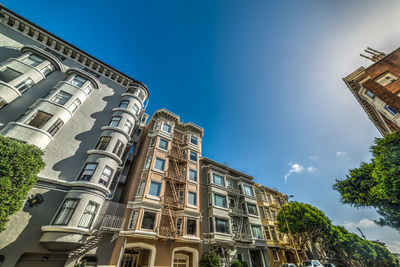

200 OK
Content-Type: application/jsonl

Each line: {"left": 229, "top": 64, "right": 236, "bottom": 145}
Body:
{"left": 0, "top": 6, "right": 149, "bottom": 96}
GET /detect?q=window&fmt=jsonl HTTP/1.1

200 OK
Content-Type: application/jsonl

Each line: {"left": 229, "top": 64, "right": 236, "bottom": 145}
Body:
{"left": 99, "top": 166, "right": 113, "bottom": 186}
{"left": 154, "top": 157, "right": 165, "bottom": 171}
{"left": 138, "top": 91, "right": 145, "bottom": 100}
{"left": 53, "top": 199, "right": 79, "bottom": 225}
{"left": 229, "top": 198, "right": 235, "bottom": 209}
{"left": 259, "top": 207, "right": 265, "bottom": 218}
{"left": 212, "top": 174, "right": 225, "bottom": 186}
{"left": 188, "top": 192, "right": 197, "bottom": 206}
{"left": 70, "top": 75, "right": 86, "bottom": 87}
{"left": 261, "top": 191, "right": 266, "bottom": 201}
{"left": 385, "top": 105, "right": 398, "bottom": 115}
{"left": 148, "top": 181, "right": 162, "bottom": 197}
{"left": 149, "top": 138, "right": 156, "bottom": 148}
{"left": 132, "top": 104, "right": 140, "bottom": 114}
{"left": 272, "top": 249, "right": 279, "bottom": 261}
{"left": 47, "top": 118, "right": 64, "bottom": 136}
{"left": 214, "top": 193, "right": 227, "bottom": 208}
{"left": 78, "top": 201, "right": 99, "bottom": 228}
{"left": 141, "top": 211, "right": 156, "bottom": 230}
{"left": 129, "top": 210, "right": 138, "bottom": 229}
{"left": 0, "top": 67, "right": 22, "bottom": 82}
{"left": 51, "top": 91, "right": 72, "bottom": 105}
{"left": 137, "top": 180, "right": 146, "bottom": 197}
{"left": 190, "top": 151, "right": 197, "bottom": 161}
{"left": 109, "top": 116, "right": 121, "bottom": 127}
{"left": 153, "top": 121, "right": 160, "bottom": 131}
{"left": 22, "top": 53, "right": 44, "bottom": 67}
{"left": 162, "top": 122, "right": 172, "bottom": 133}
{"left": 264, "top": 226, "right": 271, "bottom": 240}
{"left": 271, "top": 210, "right": 276, "bottom": 220}
{"left": 78, "top": 163, "right": 97, "bottom": 181}
{"left": 265, "top": 207, "right": 271, "bottom": 219}
{"left": 40, "top": 64, "right": 55, "bottom": 76}
{"left": 251, "top": 225, "right": 264, "bottom": 239}
{"left": 96, "top": 136, "right": 111, "bottom": 150}
{"left": 267, "top": 194, "right": 272, "bottom": 203}
{"left": 0, "top": 98, "right": 6, "bottom": 109}
{"left": 376, "top": 72, "right": 399, "bottom": 86}
{"left": 15, "top": 78, "right": 34, "bottom": 93}
{"left": 26, "top": 110, "right": 52, "bottom": 128}
{"left": 215, "top": 218, "right": 229, "bottom": 233}
{"left": 176, "top": 218, "right": 183, "bottom": 235}
{"left": 113, "top": 140, "right": 124, "bottom": 157}
{"left": 243, "top": 185, "right": 254, "bottom": 196}
{"left": 158, "top": 139, "right": 168, "bottom": 150}
{"left": 84, "top": 82, "right": 93, "bottom": 95}
{"left": 366, "top": 90, "right": 375, "bottom": 99}
{"left": 189, "top": 169, "right": 197, "bottom": 182}
{"left": 178, "top": 190, "right": 184, "bottom": 204}
{"left": 144, "top": 156, "right": 152, "bottom": 169}
{"left": 123, "top": 120, "right": 133, "bottom": 134}
{"left": 190, "top": 135, "right": 198, "bottom": 145}
{"left": 67, "top": 98, "right": 81, "bottom": 113}
{"left": 227, "top": 179, "right": 232, "bottom": 188}
{"left": 247, "top": 203, "right": 258, "bottom": 215}
{"left": 270, "top": 226, "right": 278, "bottom": 240}
{"left": 119, "top": 100, "right": 129, "bottom": 108}
{"left": 186, "top": 219, "right": 196, "bottom": 235}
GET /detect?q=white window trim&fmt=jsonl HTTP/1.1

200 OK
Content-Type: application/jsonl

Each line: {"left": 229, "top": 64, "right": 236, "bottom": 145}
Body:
{"left": 161, "top": 121, "right": 172, "bottom": 134}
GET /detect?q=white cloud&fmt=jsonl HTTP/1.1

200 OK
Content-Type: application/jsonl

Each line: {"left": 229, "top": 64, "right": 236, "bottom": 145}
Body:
{"left": 387, "top": 241, "right": 400, "bottom": 253}
{"left": 343, "top": 218, "right": 377, "bottom": 230}
{"left": 307, "top": 166, "right": 317, "bottom": 173}
{"left": 284, "top": 163, "right": 304, "bottom": 183}
{"left": 336, "top": 151, "right": 347, "bottom": 156}
{"left": 308, "top": 156, "right": 318, "bottom": 161}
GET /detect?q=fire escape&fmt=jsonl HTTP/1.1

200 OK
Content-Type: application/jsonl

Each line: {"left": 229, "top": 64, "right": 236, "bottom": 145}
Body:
{"left": 159, "top": 135, "right": 187, "bottom": 240}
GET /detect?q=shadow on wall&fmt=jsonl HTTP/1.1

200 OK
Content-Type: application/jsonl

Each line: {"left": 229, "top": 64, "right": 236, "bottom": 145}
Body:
{"left": 52, "top": 94, "right": 116, "bottom": 181}
{"left": 0, "top": 70, "right": 65, "bottom": 130}
{"left": 0, "top": 46, "right": 20, "bottom": 62}
{"left": 0, "top": 189, "right": 66, "bottom": 266}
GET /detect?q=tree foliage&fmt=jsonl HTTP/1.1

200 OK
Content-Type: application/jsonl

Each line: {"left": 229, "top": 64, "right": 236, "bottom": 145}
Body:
{"left": 277, "top": 202, "right": 400, "bottom": 266}
{"left": 200, "top": 251, "right": 221, "bottom": 267}
{"left": 0, "top": 135, "right": 45, "bottom": 232}
{"left": 333, "top": 132, "right": 400, "bottom": 231}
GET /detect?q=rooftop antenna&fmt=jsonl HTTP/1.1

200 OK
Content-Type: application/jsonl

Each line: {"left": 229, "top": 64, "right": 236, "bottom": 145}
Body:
{"left": 360, "top": 47, "right": 386, "bottom": 62}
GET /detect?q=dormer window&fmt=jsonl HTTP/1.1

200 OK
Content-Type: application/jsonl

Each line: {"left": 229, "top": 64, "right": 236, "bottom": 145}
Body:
{"left": 70, "top": 75, "right": 86, "bottom": 88}
{"left": 22, "top": 53, "right": 44, "bottom": 67}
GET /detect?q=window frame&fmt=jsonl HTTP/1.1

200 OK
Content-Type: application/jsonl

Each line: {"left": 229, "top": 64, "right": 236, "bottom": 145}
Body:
{"left": 158, "top": 138, "right": 169, "bottom": 151}
{"left": 153, "top": 157, "right": 166, "bottom": 172}
{"left": 148, "top": 181, "right": 162, "bottom": 197}
{"left": 112, "top": 139, "right": 124, "bottom": 157}
{"left": 186, "top": 218, "right": 197, "bottom": 236}
{"left": 188, "top": 191, "right": 197, "bottom": 206}
{"left": 109, "top": 116, "right": 121, "bottom": 127}
{"left": 213, "top": 193, "right": 227, "bottom": 208}
{"left": 47, "top": 118, "right": 64, "bottom": 136}
{"left": 215, "top": 217, "right": 230, "bottom": 234}
{"left": 77, "top": 201, "right": 99, "bottom": 229}
{"left": 26, "top": 110, "right": 53, "bottom": 129}
{"left": 188, "top": 169, "right": 197, "bottom": 182}
{"left": 96, "top": 136, "right": 112, "bottom": 150}
{"left": 212, "top": 173, "right": 225, "bottom": 187}
{"left": 140, "top": 210, "right": 157, "bottom": 231}
{"left": 161, "top": 121, "right": 172, "bottom": 133}
{"left": 78, "top": 162, "right": 98, "bottom": 181}
{"left": 99, "top": 165, "right": 113, "bottom": 186}
{"left": 52, "top": 198, "right": 79, "bottom": 225}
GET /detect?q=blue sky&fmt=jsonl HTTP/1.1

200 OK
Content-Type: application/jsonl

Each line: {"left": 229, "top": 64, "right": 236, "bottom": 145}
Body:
{"left": 5, "top": 0, "right": 400, "bottom": 252}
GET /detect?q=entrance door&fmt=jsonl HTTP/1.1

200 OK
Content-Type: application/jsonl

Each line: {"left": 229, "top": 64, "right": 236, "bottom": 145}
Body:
{"left": 121, "top": 250, "right": 139, "bottom": 267}
{"left": 173, "top": 253, "right": 189, "bottom": 267}
{"left": 250, "top": 250, "right": 263, "bottom": 267}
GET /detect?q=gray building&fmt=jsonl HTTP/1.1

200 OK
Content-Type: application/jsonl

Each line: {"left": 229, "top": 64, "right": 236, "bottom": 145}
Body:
{"left": 0, "top": 5, "right": 149, "bottom": 267}
{"left": 201, "top": 158, "right": 269, "bottom": 267}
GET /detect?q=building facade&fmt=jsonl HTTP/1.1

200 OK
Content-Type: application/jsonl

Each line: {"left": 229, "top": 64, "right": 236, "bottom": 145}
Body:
{"left": 108, "top": 109, "right": 204, "bottom": 267}
{"left": 344, "top": 47, "right": 400, "bottom": 135}
{"left": 0, "top": 5, "right": 149, "bottom": 267}
{"left": 253, "top": 184, "right": 298, "bottom": 267}
{"left": 201, "top": 158, "right": 269, "bottom": 267}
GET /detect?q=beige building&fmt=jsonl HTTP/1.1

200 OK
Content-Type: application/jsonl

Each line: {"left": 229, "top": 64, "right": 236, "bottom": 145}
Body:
{"left": 108, "top": 109, "right": 204, "bottom": 267}
{"left": 201, "top": 158, "right": 269, "bottom": 267}
{"left": 253, "top": 184, "right": 299, "bottom": 267}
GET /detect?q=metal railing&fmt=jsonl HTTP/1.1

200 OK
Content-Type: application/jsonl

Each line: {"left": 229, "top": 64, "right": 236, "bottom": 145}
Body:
{"left": 100, "top": 215, "right": 125, "bottom": 230}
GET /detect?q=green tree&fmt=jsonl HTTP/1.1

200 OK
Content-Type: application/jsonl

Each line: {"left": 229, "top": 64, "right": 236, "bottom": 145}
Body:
{"left": 200, "top": 251, "right": 221, "bottom": 267}
{"left": 276, "top": 201, "right": 332, "bottom": 258}
{"left": 333, "top": 132, "right": 400, "bottom": 231}
{"left": 231, "top": 259, "right": 248, "bottom": 267}
{"left": 0, "top": 135, "right": 45, "bottom": 232}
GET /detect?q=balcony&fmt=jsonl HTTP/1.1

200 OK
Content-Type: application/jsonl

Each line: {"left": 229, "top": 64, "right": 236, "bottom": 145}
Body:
{"left": 163, "top": 196, "right": 184, "bottom": 209}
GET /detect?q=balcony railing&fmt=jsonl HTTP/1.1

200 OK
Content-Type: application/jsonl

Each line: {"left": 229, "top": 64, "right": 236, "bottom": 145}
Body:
{"left": 100, "top": 215, "right": 125, "bottom": 230}
{"left": 93, "top": 201, "right": 126, "bottom": 231}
